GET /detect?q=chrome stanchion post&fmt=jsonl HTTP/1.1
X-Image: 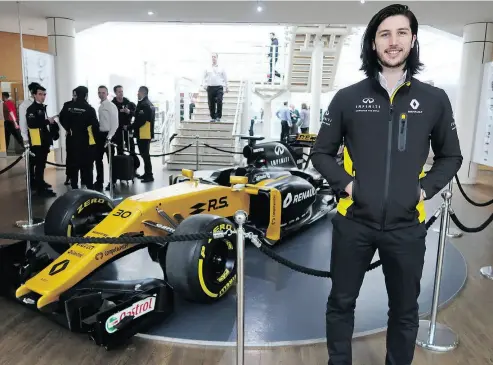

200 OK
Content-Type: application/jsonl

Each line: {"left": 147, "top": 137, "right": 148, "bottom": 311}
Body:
{"left": 416, "top": 189, "right": 459, "bottom": 352}
{"left": 234, "top": 210, "right": 247, "bottom": 365}
{"left": 433, "top": 180, "right": 463, "bottom": 238}
{"left": 195, "top": 135, "right": 199, "bottom": 171}
{"left": 106, "top": 141, "right": 121, "bottom": 202}
{"left": 480, "top": 265, "right": 493, "bottom": 280}
{"left": 16, "top": 145, "right": 44, "bottom": 229}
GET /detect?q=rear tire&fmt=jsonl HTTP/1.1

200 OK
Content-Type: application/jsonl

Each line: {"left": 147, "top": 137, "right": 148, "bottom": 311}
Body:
{"left": 44, "top": 190, "right": 115, "bottom": 254}
{"left": 164, "top": 215, "right": 237, "bottom": 303}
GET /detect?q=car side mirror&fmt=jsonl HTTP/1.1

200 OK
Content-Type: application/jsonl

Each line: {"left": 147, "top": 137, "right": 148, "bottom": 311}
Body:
{"left": 230, "top": 176, "right": 248, "bottom": 185}
{"left": 181, "top": 169, "right": 194, "bottom": 180}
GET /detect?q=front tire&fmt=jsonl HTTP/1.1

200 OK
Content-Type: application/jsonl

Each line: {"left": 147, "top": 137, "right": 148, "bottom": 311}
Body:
{"left": 44, "top": 190, "right": 115, "bottom": 254}
{"left": 164, "top": 215, "right": 237, "bottom": 303}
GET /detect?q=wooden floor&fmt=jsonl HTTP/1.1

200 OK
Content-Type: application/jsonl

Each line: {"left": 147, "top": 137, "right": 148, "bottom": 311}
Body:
{"left": 1, "top": 157, "right": 493, "bottom": 364}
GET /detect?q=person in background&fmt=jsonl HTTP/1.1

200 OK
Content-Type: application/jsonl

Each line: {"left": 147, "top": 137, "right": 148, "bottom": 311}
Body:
{"left": 59, "top": 86, "right": 99, "bottom": 190}
{"left": 299, "top": 103, "right": 310, "bottom": 133}
{"left": 112, "top": 85, "right": 136, "bottom": 155}
{"left": 276, "top": 101, "right": 291, "bottom": 142}
{"left": 289, "top": 104, "right": 300, "bottom": 134}
{"left": 95, "top": 85, "right": 118, "bottom": 192}
{"left": 131, "top": 86, "right": 155, "bottom": 182}
{"left": 62, "top": 89, "right": 77, "bottom": 186}
{"left": 2, "top": 92, "right": 23, "bottom": 149}
{"left": 19, "top": 82, "right": 53, "bottom": 191}
{"left": 268, "top": 32, "right": 281, "bottom": 82}
{"left": 202, "top": 53, "right": 229, "bottom": 122}
{"left": 26, "top": 84, "right": 57, "bottom": 197}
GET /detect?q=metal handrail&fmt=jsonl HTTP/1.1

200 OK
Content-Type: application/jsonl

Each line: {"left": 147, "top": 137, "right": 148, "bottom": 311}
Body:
{"left": 232, "top": 80, "right": 247, "bottom": 164}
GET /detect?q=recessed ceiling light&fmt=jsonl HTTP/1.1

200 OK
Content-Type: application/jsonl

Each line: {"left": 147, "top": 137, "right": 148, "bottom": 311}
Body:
{"left": 257, "top": 5, "right": 263, "bottom": 12}
{"left": 148, "top": 11, "right": 154, "bottom": 15}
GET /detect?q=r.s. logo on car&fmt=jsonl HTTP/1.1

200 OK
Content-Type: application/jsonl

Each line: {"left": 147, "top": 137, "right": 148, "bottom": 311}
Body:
{"left": 190, "top": 196, "right": 229, "bottom": 215}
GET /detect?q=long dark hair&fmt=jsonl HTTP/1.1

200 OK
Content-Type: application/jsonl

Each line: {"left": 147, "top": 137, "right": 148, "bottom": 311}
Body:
{"left": 360, "top": 4, "right": 424, "bottom": 78}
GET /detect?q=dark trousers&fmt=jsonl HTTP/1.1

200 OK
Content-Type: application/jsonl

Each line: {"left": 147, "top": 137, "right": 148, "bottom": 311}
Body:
{"left": 4, "top": 120, "right": 23, "bottom": 149}
{"left": 65, "top": 135, "right": 72, "bottom": 181}
{"left": 30, "top": 145, "right": 49, "bottom": 190}
{"left": 95, "top": 131, "right": 115, "bottom": 185}
{"left": 280, "top": 120, "right": 290, "bottom": 142}
{"left": 326, "top": 214, "right": 426, "bottom": 365}
{"left": 207, "top": 85, "right": 224, "bottom": 120}
{"left": 137, "top": 139, "right": 152, "bottom": 176}
{"left": 269, "top": 56, "right": 280, "bottom": 80}
{"left": 70, "top": 147, "right": 95, "bottom": 189}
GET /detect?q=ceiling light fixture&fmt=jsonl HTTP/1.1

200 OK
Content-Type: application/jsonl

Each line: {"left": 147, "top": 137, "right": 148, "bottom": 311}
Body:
{"left": 148, "top": 11, "right": 154, "bottom": 15}
{"left": 360, "top": 0, "right": 365, "bottom": 3}
{"left": 257, "top": 5, "right": 263, "bottom": 12}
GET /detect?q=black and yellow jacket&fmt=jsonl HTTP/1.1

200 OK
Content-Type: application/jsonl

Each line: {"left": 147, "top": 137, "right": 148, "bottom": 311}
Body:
{"left": 132, "top": 96, "right": 155, "bottom": 140}
{"left": 26, "top": 101, "right": 52, "bottom": 148}
{"left": 311, "top": 73, "right": 463, "bottom": 231}
{"left": 59, "top": 99, "right": 99, "bottom": 149}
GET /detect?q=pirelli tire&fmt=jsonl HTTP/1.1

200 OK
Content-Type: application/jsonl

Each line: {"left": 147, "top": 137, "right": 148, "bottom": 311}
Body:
{"left": 44, "top": 189, "right": 116, "bottom": 254}
{"left": 164, "top": 215, "right": 237, "bottom": 303}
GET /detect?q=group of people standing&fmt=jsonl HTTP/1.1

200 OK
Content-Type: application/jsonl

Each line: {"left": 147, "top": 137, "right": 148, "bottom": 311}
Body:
{"left": 12, "top": 82, "right": 155, "bottom": 197}
{"left": 276, "top": 102, "right": 310, "bottom": 142}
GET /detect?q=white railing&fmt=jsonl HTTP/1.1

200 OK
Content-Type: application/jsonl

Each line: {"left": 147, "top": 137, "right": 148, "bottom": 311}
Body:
{"left": 161, "top": 106, "right": 176, "bottom": 164}
{"left": 232, "top": 79, "right": 247, "bottom": 165}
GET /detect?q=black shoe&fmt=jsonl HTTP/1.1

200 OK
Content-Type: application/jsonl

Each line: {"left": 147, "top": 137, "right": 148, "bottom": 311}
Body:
{"left": 42, "top": 181, "right": 52, "bottom": 188}
{"left": 64, "top": 179, "right": 71, "bottom": 186}
{"left": 105, "top": 183, "right": 115, "bottom": 191}
{"left": 37, "top": 189, "right": 56, "bottom": 197}
{"left": 141, "top": 176, "right": 154, "bottom": 183}
{"left": 94, "top": 183, "right": 103, "bottom": 192}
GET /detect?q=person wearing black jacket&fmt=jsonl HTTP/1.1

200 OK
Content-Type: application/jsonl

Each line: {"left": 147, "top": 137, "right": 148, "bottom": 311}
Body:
{"left": 112, "top": 85, "right": 136, "bottom": 155}
{"left": 59, "top": 86, "right": 99, "bottom": 190}
{"left": 131, "top": 86, "right": 155, "bottom": 182}
{"left": 26, "top": 84, "right": 57, "bottom": 197}
{"left": 62, "top": 89, "right": 77, "bottom": 186}
{"left": 311, "top": 5, "right": 463, "bottom": 365}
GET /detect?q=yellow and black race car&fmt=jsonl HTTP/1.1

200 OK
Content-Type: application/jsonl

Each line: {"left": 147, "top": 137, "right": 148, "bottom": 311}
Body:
{"left": 0, "top": 134, "right": 337, "bottom": 349}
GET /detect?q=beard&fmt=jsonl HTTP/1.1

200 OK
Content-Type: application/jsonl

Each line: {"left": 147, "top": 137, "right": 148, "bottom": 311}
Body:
{"left": 376, "top": 46, "right": 411, "bottom": 69}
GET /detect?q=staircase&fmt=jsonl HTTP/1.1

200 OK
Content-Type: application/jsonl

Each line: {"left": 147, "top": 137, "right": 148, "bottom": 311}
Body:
{"left": 166, "top": 80, "right": 245, "bottom": 170}
{"left": 287, "top": 25, "right": 349, "bottom": 92}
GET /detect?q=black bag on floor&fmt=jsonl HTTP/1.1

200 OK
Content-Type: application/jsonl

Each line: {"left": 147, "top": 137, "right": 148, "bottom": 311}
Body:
{"left": 112, "top": 155, "right": 135, "bottom": 181}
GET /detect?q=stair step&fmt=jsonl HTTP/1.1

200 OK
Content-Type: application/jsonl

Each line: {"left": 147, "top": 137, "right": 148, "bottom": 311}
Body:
{"left": 166, "top": 160, "right": 234, "bottom": 171}
{"left": 180, "top": 120, "right": 234, "bottom": 130}
{"left": 172, "top": 143, "right": 238, "bottom": 156}
{"left": 179, "top": 127, "right": 232, "bottom": 138}
{"left": 168, "top": 152, "right": 235, "bottom": 164}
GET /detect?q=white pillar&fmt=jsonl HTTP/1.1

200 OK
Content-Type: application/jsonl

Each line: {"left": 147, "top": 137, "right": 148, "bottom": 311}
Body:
{"left": 455, "top": 22, "right": 493, "bottom": 184}
{"left": 309, "top": 39, "right": 323, "bottom": 134}
{"left": 47, "top": 17, "right": 77, "bottom": 164}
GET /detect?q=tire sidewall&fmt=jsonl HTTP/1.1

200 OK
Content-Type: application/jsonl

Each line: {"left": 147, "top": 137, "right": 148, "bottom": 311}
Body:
{"left": 166, "top": 215, "right": 237, "bottom": 303}
{"left": 44, "top": 190, "right": 115, "bottom": 254}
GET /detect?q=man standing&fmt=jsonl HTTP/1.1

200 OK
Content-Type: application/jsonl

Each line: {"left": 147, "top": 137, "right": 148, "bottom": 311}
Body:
{"left": 131, "top": 86, "right": 154, "bottom": 182}
{"left": 112, "top": 85, "right": 136, "bottom": 155}
{"left": 95, "top": 85, "right": 118, "bottom": 191}
{"left": 2, "top": 92, "right": 23, "bottom": 149}
{"left": 59, "top": 86, "right": 99, "bottom": 190}
{"left": 202, "top": 53, "right": 228, "bottom": 122}
{"left": 311, "top": 4, "right": 463, "bottom": 365}
{"left": 276, "top": 101, "right": 291, "bottom": 142}
{"left": 26, "top": 84, "right": 57, "bottom": 197}
{"left": 268, "top": 32, "right": 281, "bottom": 82}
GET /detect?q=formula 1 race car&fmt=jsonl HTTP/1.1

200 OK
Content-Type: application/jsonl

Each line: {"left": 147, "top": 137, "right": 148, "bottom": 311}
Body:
{"left": 0, "top": 134, "right": 338, "bottom": 349}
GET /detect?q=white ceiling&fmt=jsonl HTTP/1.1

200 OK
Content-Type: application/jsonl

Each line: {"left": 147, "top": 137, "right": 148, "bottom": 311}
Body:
{"left": 2, "top": 1, "right": 493, "bottom": 37}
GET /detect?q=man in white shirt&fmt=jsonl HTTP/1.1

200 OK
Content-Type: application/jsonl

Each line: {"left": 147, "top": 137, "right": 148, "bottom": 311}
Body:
{"left": 95, "top": 85, "right": 118, "bottom": 191}
{"left": 202, "top": 53, "right": 229, "bottom": 122}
